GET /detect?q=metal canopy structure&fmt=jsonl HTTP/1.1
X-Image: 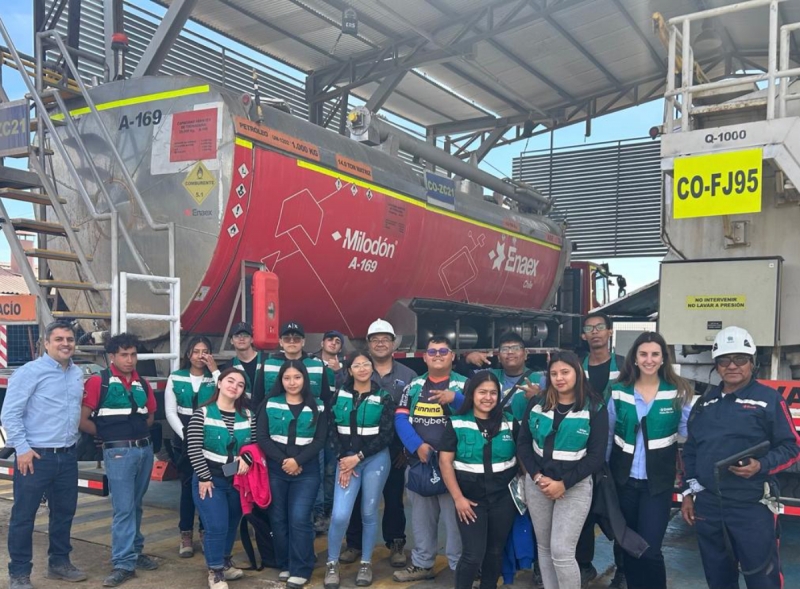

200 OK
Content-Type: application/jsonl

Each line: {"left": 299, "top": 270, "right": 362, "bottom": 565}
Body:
{"left": 151, "top": 0, "right": 800, "bottom": 158}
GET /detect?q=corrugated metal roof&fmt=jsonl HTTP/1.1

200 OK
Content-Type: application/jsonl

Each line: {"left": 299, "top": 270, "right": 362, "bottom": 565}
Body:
{"left": 153, "top": 0, "right": 799, "bottom": 136}
{"left": 0, "top": 267, "right": 31, "bottom": 295}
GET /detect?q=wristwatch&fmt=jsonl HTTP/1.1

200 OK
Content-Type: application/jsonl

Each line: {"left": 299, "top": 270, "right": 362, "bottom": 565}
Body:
{"left": 356, "top": 451, "right": 365, "bottom": 461}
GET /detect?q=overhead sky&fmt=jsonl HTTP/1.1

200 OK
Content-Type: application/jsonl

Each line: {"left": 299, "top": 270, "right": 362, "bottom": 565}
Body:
{"left": 0, "top": 0, "right": 662, "bottom": 293}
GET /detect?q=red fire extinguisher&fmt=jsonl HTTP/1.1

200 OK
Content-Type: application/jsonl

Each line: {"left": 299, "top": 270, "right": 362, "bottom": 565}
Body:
{"left": 252, "top": 271, "right": 279, "bottom": 349}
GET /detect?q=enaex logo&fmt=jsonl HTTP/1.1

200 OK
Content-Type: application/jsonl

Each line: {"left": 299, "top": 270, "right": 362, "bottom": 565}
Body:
{"left": 184, "top": 208, "right": 212, "bottom": 217}
{"left": 488, "top": 241, "right": 539, "bottom": 276}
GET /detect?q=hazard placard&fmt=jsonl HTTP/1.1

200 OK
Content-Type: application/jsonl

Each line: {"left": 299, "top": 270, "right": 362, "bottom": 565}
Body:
{"left": 182, "top": 161, "right": 217, "bottom": 205}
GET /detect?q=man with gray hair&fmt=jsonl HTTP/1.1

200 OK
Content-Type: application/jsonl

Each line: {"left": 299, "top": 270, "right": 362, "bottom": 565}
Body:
{"left": 2, "top": 321, "right": 87, "bottom": 589}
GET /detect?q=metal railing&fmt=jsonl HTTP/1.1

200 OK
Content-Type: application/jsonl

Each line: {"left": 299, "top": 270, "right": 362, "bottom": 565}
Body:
{"left": 118, "top": 272, "right": 180, "bottom": 373}
{"left": 665, "top": 0, "right": 800, "bottom": 132}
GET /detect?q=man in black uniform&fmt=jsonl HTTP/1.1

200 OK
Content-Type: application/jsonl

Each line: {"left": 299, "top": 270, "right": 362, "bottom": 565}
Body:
{"left": 681, "top": 326, "right": 799, "bottom": 589}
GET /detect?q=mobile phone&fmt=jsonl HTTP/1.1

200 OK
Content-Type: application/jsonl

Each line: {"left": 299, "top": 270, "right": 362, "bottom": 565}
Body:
{"left": 736, "top": 457, "right": 753, "bottom": 467}
{"left": 222, "top": 461, "right": 239, "bottom": 477}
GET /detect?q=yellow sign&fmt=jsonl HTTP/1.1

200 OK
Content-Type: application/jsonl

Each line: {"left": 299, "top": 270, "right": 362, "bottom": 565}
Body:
{"left": 182, "top": 161, "right": 216, "bottom": 205}
{"left": 686, "top": 295, "right": 746, "bottom": 310}
{"left": 673, "top": 149, "right": 762, "bottom": 219}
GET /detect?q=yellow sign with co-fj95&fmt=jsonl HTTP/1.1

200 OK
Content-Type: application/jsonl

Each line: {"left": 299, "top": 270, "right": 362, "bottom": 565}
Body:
{"left": 673, "top": 148, "right": 762, "bottom": 219}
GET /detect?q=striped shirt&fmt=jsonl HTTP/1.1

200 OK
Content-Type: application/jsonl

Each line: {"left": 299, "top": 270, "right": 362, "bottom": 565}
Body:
{"left": 186, "top": 408, "right": 257, "bottom": 481}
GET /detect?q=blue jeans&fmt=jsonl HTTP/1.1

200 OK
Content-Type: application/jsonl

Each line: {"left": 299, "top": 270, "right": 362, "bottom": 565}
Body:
{"left": 173, "top": 441, "right": 202, "bottom": 532}
{"left": 268, "top": 459, "right": 319, "bottom": 578}
{"left": 327, "top": 448, "right": 390, "bottom": 563}
{"left": 104, "top": 445, "right": 154, "bottom": 571}
{"left": 8, "top": 447, "right": 78, "bottom": 577}
{"left": 192, "top": 475, "right": 243, "bottom": 570}
{"left": 314, "top": 443, "right": 336, "bottom": 518}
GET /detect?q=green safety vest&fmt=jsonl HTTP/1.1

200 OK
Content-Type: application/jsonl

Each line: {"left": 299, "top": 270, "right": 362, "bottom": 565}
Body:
{"left": 332, "top": 387, "right": 390, "bottom": 437}
{"left": 232, "top": 352, "right": 263, "bottom": 399}
{"left": 582, "top": 354, "right": 620, "bottom": 401}
{"left": 170, "top": 368, "right": 216, "bottom": 422}
{"left": 96, "top": 375, "right": 149, "bottom": 418}
{"left": 527, "top": 399, "right": 597, "bottom": 462}
{"left": 405, "top": 371, "right": 468, "bottom": 415}
{"left": 451, "top": 411, "right": 516, "bottom": 474}
{"left": 201, "top": 403, "right": 252, "bottom": 465}
{"left": 489, "top": 368, "right": 542, "bottom": 422}
{"left": 609, "top": 380, "right": 682, "bottom": 493}
{"left": 263, "top": 355, "right": 326, "bottom": 398}
{"left": 265, "top": 394, "right": 323, "bottom": 446}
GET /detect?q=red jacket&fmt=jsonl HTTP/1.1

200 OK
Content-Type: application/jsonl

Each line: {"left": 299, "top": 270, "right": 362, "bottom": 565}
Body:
{"left": 234, "top": 443, "right": 271, "bottom": 514}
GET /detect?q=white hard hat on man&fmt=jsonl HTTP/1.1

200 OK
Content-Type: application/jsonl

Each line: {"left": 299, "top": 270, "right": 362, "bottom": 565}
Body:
{"left": 367, "top": 318, "right": 395, "bottom": 338}
{"left": 711, "top": 326, "right": 756, "bottom": 359}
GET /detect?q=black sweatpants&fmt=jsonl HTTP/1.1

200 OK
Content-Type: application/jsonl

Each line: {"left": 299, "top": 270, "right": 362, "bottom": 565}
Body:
{"left": 618, "top": 479, "right": 672, "bottom": 589}
{"left": 455, "top": 492, "right": 517, "bottom": 589}
{"left": 346, "top": 448, "right": 406, "bottom": 549}
{"left": 695, "top": 492, "right": 783, "bottom": 589}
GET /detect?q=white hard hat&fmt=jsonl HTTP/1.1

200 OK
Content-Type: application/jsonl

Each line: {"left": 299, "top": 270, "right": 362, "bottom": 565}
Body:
{"left": 367, "top": 318, "right": 395, "bottom": 338}
{"left": 712, "top": 326, "right": 756, "bottom": 359}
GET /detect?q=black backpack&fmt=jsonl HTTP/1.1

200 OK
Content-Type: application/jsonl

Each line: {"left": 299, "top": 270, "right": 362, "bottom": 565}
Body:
{"left": 239, "top": 506, "right": 277, "bottom": 570}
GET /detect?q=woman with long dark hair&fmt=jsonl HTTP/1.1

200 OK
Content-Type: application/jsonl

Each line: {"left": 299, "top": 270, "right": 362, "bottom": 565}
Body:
{"left": 186, "top": 367, "right": 255, "bottom": 589}
{"left": 257, "top": 360, "right": 327, "bottom": 589}
{"left": 323, "top": 352, "right": 395, "bottom": 589}
{"left": 438, "top": 371, "right": 518, "bottom": 589}
{"left": 165, "top": 335, "right": 220, "bottom": 557}
{"left": 607, "top": 332, "right": 693, "bottom": 589}
{"left": 518, "top": 350, "right": 608, "bottom": 589}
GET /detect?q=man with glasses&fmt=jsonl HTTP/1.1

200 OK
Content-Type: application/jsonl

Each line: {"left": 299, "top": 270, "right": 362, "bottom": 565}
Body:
{"left": 681, "top": 326, "right": 799, "bottom": 589}
{"left": 576, "top": 312, "right": 625, "bottom": 588}
{"left": 3, "top": 321, "right": 86, "bottom": 589}
{"left": 394, "top": 336, "right": 466, "bottom": 582}
{"left": 225, "top": 322, "right": 266, "bottom": 409}
{"left": 340, "top": 319, "right": 417, "bottom": 568}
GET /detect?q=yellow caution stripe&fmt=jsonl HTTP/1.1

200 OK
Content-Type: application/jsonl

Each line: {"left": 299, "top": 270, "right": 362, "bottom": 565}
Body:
{"left": 52, "top": 84, "right": 211, "bottom": 120}
{"left": 296, "top": 159, "right": 561, "bottom": 250}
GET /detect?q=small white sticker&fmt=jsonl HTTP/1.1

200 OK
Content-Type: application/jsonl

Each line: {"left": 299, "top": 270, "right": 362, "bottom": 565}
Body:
{"left": 236, "top": 183, "right": 246, "bottom": 198}
{"left": 194, "top": 285, "right": 210, "bottom": 302}
{"left": 238, "top": 164, "right": 249, "bottom": 178}
{"left": 335, "top": 178, "right": 343, "bottom": 191}
{"left": 366, "top": 189, "right": 373, "bottom": 200}
{"left": 232, "top": 204, "right": 243, "bottom": 218}
{"left": 332, "top": 231, "right": 342, "bottom": 241}
{"left": 228, "top": 223, "right": 240, "bottom": 237}
{"left": 350, "top": 184, "right": 358, "bottom": 196}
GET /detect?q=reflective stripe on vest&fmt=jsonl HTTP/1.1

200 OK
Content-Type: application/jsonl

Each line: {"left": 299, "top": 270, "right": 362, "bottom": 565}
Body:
{"left": 265, "top": 396, "right": 321, "bottom": 445}
{"left": 201, "top": 404, "right": 251, "bottom": 465}
{"left": 405, "top": 372, "right": 467, "bottom": 415}
{"left": 611, "top": 382, "right": 680, "bottom": 454}
{"left": 451, "top": 413, "right": 516, "bottom": 473}
{"left": 332, "top": 388, "right": 387, "bottom": 437}
{"left": 96, "top": 376, "right": 149, "bottom": 417}
{"left": 528, "top": 404, "right": 593, "bottom": 462}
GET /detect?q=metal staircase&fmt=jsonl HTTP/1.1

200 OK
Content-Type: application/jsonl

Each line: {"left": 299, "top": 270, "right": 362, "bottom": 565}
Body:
{"left": 0, "top": 17, "right": 177, "bottom": 361}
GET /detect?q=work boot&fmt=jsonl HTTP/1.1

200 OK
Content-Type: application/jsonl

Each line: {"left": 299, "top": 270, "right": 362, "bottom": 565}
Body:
{"left": 339, "top": 546, "right": 361, "bottom": 564}
{"left": 179, "top": 531, "right": 194, "bottom": 558}
{"left": 47, "top": 562, "right": 88, "bottom": 582}
{"left": 208, "top": 569, "right": 228, "bottom": 589}
{"left": 580, "top": 564, "right": 597, "bottom": 588}
{"left": 223, "top": 557, "right": 244, "bottom": 581}
{"left": 324, "top": 561, "right": 340, "bottom": 589}
{"left": 392, "top": 565, "right": 435, "bottom": 582}
{"left": 389, "top": 539, "right": 407, "bottom": 568}
{"left": 135, "top": 555, "right": 159, "bottom": 571}
{"left": 103, "top": 569, "right": 135, "bottom": 587}
{"left": 532, "top": 561, "right": 543, "bottom": 589}
{"left": 608, "top": 568, "right": 627, "bottom": 589}
{"left": 9, "top": 575, "right": 33, "bottom": 589}
{"left": 355, "top": 562, "right": 373, "bottom": 587}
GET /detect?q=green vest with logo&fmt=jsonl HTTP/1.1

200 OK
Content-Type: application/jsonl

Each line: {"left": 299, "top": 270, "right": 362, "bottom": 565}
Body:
{"left": 170, "top": 368, "right": 216, "bottom": 425}
{"left": 489, "top": 368, "right": 543, "bottom": 422}
{"left": 94, "top": 371, "right": 150, "bottom": 441}
{"left": 451, "top": 411, "right": 516, "bottom": 474}
{"left": 582, "top": 354, "right": 620, "bottom": 402}
{"left": 232, "top": 352, "right": 263, "bottom": 400}
{"left": 265, "top": 394, "right": 323, "bottom": 446}
{"left": 332, "top": 387, "right": 390, "bottom": 437}
{"left": 263, "top": 355, "right": 326, "bottom": 398}
{"left": 406, "top": 372, "right": 468, "bottom": 414}
{"left": 609, "top": 380, "right": 682, "bottom": 494}
{"left": 201, "top": 403, "right": 252, "bottom": 465}
{"left": 527, "top": 399, "right": 597, "bottom": 461}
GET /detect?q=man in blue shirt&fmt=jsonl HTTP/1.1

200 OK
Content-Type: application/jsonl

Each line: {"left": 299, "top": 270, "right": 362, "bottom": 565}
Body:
{"left": 1, "top": 321, "right": 87, "bottom": 589}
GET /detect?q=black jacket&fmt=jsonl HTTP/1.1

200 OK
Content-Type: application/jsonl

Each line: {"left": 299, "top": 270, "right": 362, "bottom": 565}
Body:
{"left": 591, "top": 464, "right": 649, "bottom": 558}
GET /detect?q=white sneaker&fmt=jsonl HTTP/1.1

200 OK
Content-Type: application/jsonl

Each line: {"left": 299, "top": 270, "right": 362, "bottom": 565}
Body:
{"left": 208, "top": 569, "right": 229, "bottom": 589}
{"left": 278, "top": 571, "right": 291, "bottom": 582}
{"left": 223, "top": 558, "right": 243, "bottom": 581}
{"left": 286, "top": 576, "right": 308, "bottom": 589}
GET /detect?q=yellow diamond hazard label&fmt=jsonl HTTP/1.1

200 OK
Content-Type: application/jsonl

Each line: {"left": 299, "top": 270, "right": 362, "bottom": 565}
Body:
{"left": 183, "top": 161, "right": 217, "bottom": 205}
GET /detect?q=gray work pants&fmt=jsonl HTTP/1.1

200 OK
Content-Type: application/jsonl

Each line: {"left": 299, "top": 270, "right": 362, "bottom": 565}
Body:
{"left": 406, "top": 484, "right": 462, "bottom": 570}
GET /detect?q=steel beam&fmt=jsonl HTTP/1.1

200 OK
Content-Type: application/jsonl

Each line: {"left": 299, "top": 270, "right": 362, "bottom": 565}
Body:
{"left": 608, "top": 0, "right": 665, "bottom": 72}
{"left": 132, "top": 0, "right": 198, "bottom": 78}
{"left": 365, "top": 71, "right": 408, "bottom": 112}
{"left": 474, "top": 125, "right": 511, "bottom": 162}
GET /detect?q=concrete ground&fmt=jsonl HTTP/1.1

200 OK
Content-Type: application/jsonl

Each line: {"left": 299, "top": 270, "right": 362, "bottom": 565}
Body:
{"left": 1, "top": 475, "right": 799, "bottom": 589}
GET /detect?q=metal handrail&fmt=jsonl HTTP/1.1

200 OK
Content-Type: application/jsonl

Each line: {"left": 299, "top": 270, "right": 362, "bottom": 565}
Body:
{"left": 665, "top": 0, "right": 798, "bottom": 132}
{"left": 36, "top": 29, "right": 176, "bottom": 278}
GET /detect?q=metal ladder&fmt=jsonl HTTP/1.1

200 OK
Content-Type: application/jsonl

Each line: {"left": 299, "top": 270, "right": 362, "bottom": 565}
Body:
{"left": 0, "top": 17, "right": 176, "bottom": 349}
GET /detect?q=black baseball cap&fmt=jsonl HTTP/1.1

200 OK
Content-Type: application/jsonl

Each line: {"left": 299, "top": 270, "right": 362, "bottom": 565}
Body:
{"left": 280, "top": 322, "right": 305, "bottom": 337}
{"left": 231, "top": 322, "right": 253, "bottom": 336}
{"left": 323, "top": 330, "right": 345, "bottom": 341}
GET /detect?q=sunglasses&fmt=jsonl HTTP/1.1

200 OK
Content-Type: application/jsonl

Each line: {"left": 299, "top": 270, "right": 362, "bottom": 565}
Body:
{"left": 426, "top": 347, "right": 451, "bottom": 357}
{"left": 582, "top": 324, "right": 608, "bottom": 333}
{"left": 716, "top": 355, "right": 751, "bottom": 368}
{"left": 281, "top": 335, "right": 303, "bottom": 343}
